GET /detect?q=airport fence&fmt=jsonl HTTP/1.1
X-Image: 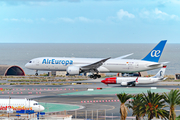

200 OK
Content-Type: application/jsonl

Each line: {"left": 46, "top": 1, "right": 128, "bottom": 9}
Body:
{"left": 67, "top": 110, "right": 106, "bottom": 120}
{"left": 46, "top": 109, "right": 107, "bottom": 120}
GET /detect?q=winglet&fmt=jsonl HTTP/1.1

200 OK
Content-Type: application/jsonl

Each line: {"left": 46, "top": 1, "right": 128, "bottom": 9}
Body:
{"left": 142, "top": 40, "right": 167, "bottom": 62}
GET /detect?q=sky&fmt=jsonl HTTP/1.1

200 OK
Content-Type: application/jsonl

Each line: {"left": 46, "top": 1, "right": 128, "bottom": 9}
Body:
{"left": 0, "top": 0, "right": 180, "bottom": 43}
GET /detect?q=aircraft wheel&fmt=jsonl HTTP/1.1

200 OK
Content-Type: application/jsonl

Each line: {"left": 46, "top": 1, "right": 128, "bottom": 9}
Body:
{"left": 35, "top": 73, "right": 38, "bottom": 76}
{"left": 93, "top": 75, "right": 97, "bottom": 79}
{"left": 90, "top": 75, "right": 93, "bottom": 78}
{"left": 132, "top": 84, "right": 136, "bottom": 87}
{"left": 97, "top": 75, "right": 101, "bottom": 78}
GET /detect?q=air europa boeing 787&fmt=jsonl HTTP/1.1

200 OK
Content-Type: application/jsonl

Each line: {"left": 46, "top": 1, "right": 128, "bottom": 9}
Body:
{"left": 25, "top": 40, "right": 167, "bottom": 79}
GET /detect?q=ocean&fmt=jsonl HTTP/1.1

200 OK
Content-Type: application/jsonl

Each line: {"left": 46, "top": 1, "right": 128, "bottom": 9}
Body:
{"left": 0, "top": 43, "right": 179, "bottom": 75}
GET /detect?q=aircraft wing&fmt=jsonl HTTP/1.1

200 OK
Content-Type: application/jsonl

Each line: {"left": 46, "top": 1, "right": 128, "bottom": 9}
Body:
{"left": 114, "top": 53, "right": 133, "bottom": 59}
{"left": 81, "top": 57, "right": 111, "bottom": 70}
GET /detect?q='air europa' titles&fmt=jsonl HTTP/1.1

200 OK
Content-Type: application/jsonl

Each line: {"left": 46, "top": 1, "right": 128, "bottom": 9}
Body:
{"left": 42, "top": 59, "right": 73, "bottom": 66}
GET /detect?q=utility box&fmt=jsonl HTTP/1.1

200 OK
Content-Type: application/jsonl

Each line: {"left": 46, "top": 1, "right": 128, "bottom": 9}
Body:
{"left": 175, "top": 74, "right": 180, "bottom": 79}
{"left": 51, "top": 71, "right": 67, "bottom": 76}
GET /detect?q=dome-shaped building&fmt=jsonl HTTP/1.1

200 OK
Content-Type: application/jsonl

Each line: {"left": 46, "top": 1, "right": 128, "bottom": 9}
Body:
{"left": 0, "top": 65, "right": 25, "bottom": 76}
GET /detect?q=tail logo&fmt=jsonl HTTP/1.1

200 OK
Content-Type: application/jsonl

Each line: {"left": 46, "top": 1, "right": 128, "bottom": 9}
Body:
{"left": 136, "top": 77, "right": 138, "bottom": 82}
{"left": 151, "top": 50, "right": 161, "bottom": 57}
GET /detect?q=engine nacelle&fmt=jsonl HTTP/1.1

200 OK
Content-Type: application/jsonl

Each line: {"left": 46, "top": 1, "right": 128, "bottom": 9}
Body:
{"left": 135, "top": 82, "right": 139, "bottom": 85}
{"left": 66, "top": 66, "right": 80, "bottom": 75}
{"left": 121, "top": 82, "right": 128, "bottom": 86}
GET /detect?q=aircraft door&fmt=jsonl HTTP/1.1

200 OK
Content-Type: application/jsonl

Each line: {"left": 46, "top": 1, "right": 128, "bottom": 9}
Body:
{"left": 135, "top": 62, "right": 139, "bottom": 69}
{"left": 127, "top": 62, "right": 134, "bottom": 70}
{"left": 35, "top": 60, "right": 40, "bottom": 66}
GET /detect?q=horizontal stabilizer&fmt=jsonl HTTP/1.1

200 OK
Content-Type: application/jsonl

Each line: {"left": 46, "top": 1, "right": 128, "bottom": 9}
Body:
{"left": 148, "top": 63, "right": 161, "bottom": 67}
{"left": 160, "top": 62, "right": 170, "bottom": 65}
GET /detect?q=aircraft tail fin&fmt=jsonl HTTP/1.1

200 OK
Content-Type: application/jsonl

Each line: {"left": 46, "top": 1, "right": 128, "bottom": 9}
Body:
{"left": 152, "top": 66, "right": 166, "bottom": 78}
{"left": 142, "top": 40, "right": 167, "bottom": 62}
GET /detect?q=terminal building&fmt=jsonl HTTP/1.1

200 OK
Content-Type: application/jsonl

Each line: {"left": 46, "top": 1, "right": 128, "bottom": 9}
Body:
{"left": 0, "top": 65, "right": 25, "bottom": 76}
{"left": 49, "top": 71, "right": 148, "bottom": 77}
{"left": 50, "top": 71, "right": 106, "bottom": 77}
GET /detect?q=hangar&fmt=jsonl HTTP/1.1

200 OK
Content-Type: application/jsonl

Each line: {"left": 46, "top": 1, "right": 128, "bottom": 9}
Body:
{"left": 0, "top": 65, "right": 25, "bottom": 76}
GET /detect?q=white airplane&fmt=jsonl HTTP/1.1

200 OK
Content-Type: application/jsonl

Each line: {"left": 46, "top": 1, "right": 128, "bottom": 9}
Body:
{"left": 101, "top": 66, "right": 167, "bottom": 86}
{"left": 0, "top": 98, "right": 45, "bottom": 112}
{"left": 25, "top": 40, "right": 167, "bottom": 79}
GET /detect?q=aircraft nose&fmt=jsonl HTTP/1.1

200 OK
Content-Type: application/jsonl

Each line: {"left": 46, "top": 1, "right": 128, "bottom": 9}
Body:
{"left": 40, "top": 106, "right": 45, "bottom": 111}
{"left": 25, "top": 63, "right": 29, "bottom": 68}
{"left": 25, "top": 63, "right": 33, "bottom": 69}
{"left": 101, "top": 80, "right": 105, "bottom": 83}
{"left": 37, "top": 105, "right": 45, "bottom": 112}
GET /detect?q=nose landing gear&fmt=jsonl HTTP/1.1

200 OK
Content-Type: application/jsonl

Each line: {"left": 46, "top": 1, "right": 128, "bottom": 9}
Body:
{"left": 35, "top": 70, "right": 38, "bottom": 76}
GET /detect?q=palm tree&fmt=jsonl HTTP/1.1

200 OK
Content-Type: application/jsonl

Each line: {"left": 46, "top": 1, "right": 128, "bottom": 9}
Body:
{"left": 126, "top": 94, "right": 143, "bottom": 120}
{"left": 163, "top": 89, "right": 180, "bottom": 120}
{"left": 117, "top": 93, "right": 132, "bottom": 120}
{"left": 141, "top": 90, "right": 169, "bottom": 120}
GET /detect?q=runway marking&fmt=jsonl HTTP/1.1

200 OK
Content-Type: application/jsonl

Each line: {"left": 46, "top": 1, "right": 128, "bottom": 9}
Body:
{"left": 81, "top": 99, "right": 134, "bottom": 103}
{"left": 100, "top": 116, "right": 119, "bottom": 118}
{"left": 70, "top": 102, "right": 78, "bottom": 104}
{"left": 101, "top": 105, "right": 115, "bottom": 111}
{"left": 100, "top": 116, "right": 135, "bottom": 119}
{"left": 93, "top": 97, "right": 114, "bottom": 100}
{"left": 39, "top": 102, "right": 83, "bottom": 113}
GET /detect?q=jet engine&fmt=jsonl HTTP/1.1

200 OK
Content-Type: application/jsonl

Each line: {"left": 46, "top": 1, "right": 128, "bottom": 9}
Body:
{"left": 121, "top": 81, "right": 136, "bottom": 86}
{"left": 121, "top": 82, "right": 128, "bottom": 86}
{"left": 66, "top": 66, "right": 81, "bottom": 75}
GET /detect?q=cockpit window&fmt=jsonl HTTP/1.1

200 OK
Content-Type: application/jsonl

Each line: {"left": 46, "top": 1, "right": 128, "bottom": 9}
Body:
{"left": 33, "top": 103, "right": 39, "bottom": 105}
{"left": 29, "top": 61, "right": 32, "bottom": 63}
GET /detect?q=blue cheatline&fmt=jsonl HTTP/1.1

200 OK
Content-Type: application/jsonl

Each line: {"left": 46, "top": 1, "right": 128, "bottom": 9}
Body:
{"left": 58, "top": 88, "right": 170, "bottom": 95}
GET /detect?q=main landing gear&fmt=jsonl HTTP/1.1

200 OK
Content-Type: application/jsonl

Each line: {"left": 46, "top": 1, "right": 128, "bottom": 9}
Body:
{"left": 90, "top": 74, "right": 101, "bottom": 79}
{"left": 35, "top": 70, "right": 38, "bottom": 76}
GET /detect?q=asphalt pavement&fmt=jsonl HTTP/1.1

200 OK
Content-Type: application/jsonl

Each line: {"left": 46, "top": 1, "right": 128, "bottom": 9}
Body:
{"left": 0, "top": 80, "right": 180, "bottom": 119}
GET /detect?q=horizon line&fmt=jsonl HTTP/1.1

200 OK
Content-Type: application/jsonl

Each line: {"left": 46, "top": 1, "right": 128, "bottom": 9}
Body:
{"left": 0, "top": 42, "right": 179, "bottom": 44}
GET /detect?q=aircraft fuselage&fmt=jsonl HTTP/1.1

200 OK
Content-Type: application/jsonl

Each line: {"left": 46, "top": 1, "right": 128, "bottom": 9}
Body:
{"left": 25, "top": 57, "right": 163, "bottom": 73}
